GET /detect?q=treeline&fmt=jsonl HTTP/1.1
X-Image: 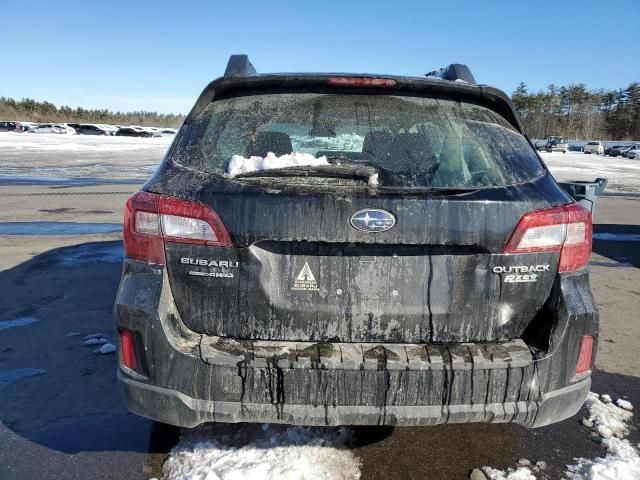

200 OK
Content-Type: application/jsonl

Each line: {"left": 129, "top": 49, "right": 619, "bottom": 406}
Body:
{"left": 0, "top": 96, "right": 184, "bottom": 128}
{"left": 512, "top": 82, "right": 640, "bottom": 141}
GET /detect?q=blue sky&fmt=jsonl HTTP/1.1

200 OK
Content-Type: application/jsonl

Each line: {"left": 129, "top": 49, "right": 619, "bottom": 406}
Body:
{"left": 1, "top": 0, "right": 638, "bottom": 114}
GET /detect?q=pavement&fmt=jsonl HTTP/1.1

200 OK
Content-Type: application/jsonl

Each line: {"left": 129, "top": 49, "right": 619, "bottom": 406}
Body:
{"left": 0, "top": 184, "right": 638, "bottom": 479}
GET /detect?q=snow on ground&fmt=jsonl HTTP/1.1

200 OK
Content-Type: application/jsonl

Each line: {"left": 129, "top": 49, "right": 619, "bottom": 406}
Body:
{"left": 226, "top": 152, "right": 329, "bottom": 177}
{"left": 565, "top": 393, "right": 640, "bottom": 480}
{"left": 94, "top": 343, "right": 115, "bottom": 354}
{"left": 0, "top": 316, "right": 40, "bottom": 331}
{"left": 0, "top": 131, "right": 171, "bottom": 152}
{"left": 481, "top": 393, "right": 639, "bottom": 480}
{"left": 539, "top": 151, "right": 640, "bottom": 193}
{"left": 0, "top": 131, "right": 169, "bottom": 182}
{"left": 1, "top": 132, "right": 639, "bottom": 192}
{"left": 160, "top": 424, "right": 361, "bottom": 480}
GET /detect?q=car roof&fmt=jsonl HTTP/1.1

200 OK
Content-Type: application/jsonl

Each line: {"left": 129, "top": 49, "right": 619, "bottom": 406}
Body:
{"left": 184, "top": 55, "right": 523, "bottom": 133}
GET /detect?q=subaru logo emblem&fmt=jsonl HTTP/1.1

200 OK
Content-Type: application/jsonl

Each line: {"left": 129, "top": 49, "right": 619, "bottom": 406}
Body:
{"left": 350, "top": 209, "right": 396, "bottom": 232}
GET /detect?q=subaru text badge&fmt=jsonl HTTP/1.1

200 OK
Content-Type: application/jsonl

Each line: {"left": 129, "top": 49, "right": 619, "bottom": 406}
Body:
{"left": 349, "top": 209, "right": 396, "bottom": 232}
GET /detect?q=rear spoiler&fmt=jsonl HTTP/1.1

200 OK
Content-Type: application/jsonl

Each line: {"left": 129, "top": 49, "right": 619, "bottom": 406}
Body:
{"left": 186, "top": 55, "right": 522, "bottom": 133}
{"left": 224, "top": 55, "right": 477, "bottom": 85}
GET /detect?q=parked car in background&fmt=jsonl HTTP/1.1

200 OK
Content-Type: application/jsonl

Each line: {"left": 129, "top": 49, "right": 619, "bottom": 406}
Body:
{"left": 152, "top": 128, "right": 177, "bottom": 138}
{"left": 75, "top": 124, "right": 111, "bottom": 136}
{"left": 99, "top": 124, "right": 119, "bottom": 135}
{"left": 583, "top": 141, "right": 604, "bottom": 155}
{"left": 116, "top": 55, "right": 597, "bottom": 430}
{"left": 14, "top": 121, "right": 37, "bottom": 132}
{"left": 626, "top": 147, "right": 640, "bottom": 159}
{"left": 604, "top": 145, "right": 622, "bottom": 156}
{"left": 544, "top": 136, "right": 568, "bottom": 153}
{"left": 116, "top": 126, "right": 154, "bottom": 137}
{"left": 0, "top": 121, "right": 19, "bottom": 132}
{"left": 622, "top": 145, "right": 639, "bottom": 158}
{"left": 28, "top": 123, "right": 76, "bottom": 134}
{"left": 568, "top": 144, "right": 583, "bottom": 152}
{"left": 608, "top": 145, "right": 630, "bottom": 157}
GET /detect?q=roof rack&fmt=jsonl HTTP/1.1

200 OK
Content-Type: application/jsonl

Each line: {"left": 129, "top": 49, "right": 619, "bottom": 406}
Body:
{"left": 224, "top": 54, "right": 257, "bottom": 77}
{"left": 425, "top": 64, "right": 476, "bottom": 84}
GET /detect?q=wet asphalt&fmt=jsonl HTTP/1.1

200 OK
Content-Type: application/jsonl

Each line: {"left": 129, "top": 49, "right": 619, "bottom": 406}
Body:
{"left": 0, "top": 187, "right": 638, "bottom": 479}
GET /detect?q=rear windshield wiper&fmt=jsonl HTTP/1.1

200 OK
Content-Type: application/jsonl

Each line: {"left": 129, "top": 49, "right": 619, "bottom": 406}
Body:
{"left": 232, "top": 164, "right": 379, "bottom": 181}
{"left": 375, "top": 186, "right": 481, "bottom": 195}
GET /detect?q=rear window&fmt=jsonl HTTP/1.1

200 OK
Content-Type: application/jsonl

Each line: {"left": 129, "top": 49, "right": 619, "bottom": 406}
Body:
{"left": 175, "top": 92, "right": 544, "bottom": 188}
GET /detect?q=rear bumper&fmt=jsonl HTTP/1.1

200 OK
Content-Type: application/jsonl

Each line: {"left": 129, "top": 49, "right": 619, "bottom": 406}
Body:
{"left": 115, "top": 262, "right": 598, "bottom": 428}
{"left": 119, "top": 371, "right": 590, "bottom": 428}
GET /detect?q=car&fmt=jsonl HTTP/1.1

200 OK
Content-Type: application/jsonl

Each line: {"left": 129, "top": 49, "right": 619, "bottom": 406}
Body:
{"left": 115, "top": 55, "right": 598, "bottom": 429}
{"left": 608, "top": 145, "right": 631, "bottom": 157}
{"left": 152, "top": 128, "right": 177, "bottom": 138}
{"left": 75, "top": 124, "right": 111, "bottom": 135}
{"left": 544, "top": 136, "right": 568, "bottom": 153}
{"left": 604, "top": 145, "right": 623, "bottom": 156}
{"left": 116, "top": 126, "right": 153, "bottom": 137}
{"left": 622, "top": 145, "right": 639, "bottom": 158}
{"left": 0, "top": 121, "right": 19, "bottom": 132}
{"left": 626, "top": 147, "right": 640, "bottom": 159}
{"left": 583, "top": 141, "right": 604, "bottom": 155}
{"left": 27, "top": 123, "right": 75, "bottom": 134}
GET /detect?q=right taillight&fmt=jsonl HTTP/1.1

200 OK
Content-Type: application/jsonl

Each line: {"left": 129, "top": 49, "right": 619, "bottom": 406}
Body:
{"left": 119, "top": 329, "right": 139, "bottom": 371}
{"left": 503, "top": 203, "right": 592, "bottom": 273}
{"left": 123, "top": 191, "right": 232, "bottom": 265}
{"left": 575, "top": 335, "right": 594, "bottom": 375}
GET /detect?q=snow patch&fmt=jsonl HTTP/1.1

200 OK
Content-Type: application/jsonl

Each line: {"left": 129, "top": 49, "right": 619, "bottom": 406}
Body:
{"left": 0, "top": 316, "right": 40, "bottom": 331}
{"left": 161, "top": 424, "right": 361, "bottom": 480}
{"left": 226, "top": 152, "right": 329, "bottom": 178}
{"left": 481, "top": 393, "right": 639, "bottom": 480}
{"left": 94, "top": 343, "right": 116, "bottom": 354}
{"left": 81, "top": 337, "right": 107, "bottom": 346}
{"left": 482, "top": 466, "right": 537, "bottom": 480}
{"left": 565, "top": 392, "right": 640, "bottom": 479}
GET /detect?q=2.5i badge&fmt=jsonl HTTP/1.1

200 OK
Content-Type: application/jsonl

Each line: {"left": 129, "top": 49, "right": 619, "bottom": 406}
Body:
{"left": 492, "top": 264, "right": 550, "bottom": 283}
{"left": 292, "top": 262, "right": 319, "bottom": 291}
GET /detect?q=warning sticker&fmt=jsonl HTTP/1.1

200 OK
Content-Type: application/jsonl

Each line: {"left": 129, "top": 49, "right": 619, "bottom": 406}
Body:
{"left": 292, "top": 262, "right": 319, "bottom": 291}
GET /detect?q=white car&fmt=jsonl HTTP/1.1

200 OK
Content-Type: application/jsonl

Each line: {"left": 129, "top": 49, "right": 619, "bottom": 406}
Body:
{"left": 28, "top": 123, "right": 76, "bottom": 134}
{"left": 626, "top": 147, "right": 640, "bottom": 159}
{"left": 622, "top": 145, "right": 640, "bottom": 158}
{"left": 583, "top": 141, "right": 604, "bottom": 155}
{"left": 152, "top": 128, "right": 177, "bottom": 138}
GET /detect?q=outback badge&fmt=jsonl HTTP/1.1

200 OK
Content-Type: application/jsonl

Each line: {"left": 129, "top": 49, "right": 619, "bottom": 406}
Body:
{"left": 350, "top": 209, "right": 396, "bottom": 232}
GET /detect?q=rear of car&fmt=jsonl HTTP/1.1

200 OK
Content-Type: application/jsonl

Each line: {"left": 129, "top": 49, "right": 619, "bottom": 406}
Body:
{"left": 584, "top": 141, "right": 604, "bottom": 154}
{"left": 627, "top": 147, "right": 640, "bottom": 159}
{"left": 544, "top": 136, "right": 568, "bottom": 153}
{"left": 115, "top": 58, "right": 597, "bottom": 428}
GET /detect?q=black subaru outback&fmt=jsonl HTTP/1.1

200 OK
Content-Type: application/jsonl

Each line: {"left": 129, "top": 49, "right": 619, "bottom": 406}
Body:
{"left": 115, "top": 55, "right": 597, "bottom": 428}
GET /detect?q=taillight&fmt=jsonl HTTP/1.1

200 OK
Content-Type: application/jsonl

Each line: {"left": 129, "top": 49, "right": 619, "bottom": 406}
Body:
{"left": 503, "top": 203, "right": 592, "bottom": 273}
{"left": 575, "top": 335, "right": 594, "bottom": 375}
{"left": 123, "top": 191, "right": 232, "bottom": 265}
{"left": 120, "top": 329, "right": 138, "bottom": 371}
{"left": 327, "top": 77, "right": 397, "bottom": 88}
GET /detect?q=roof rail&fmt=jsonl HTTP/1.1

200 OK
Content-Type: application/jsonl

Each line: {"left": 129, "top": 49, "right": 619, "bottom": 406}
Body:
{"left": 425, "top": 64, "right": 476, "bottom": 84}
{"left": 224, "top": 54, "right": 257, "bottom": 77}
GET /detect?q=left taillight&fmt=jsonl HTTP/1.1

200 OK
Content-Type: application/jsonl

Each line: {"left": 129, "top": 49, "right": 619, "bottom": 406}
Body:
{"left": 503, "top": 202, "right": 592, "bottom": 273}
{"left": 123, "top": 191, "right": 232, "bottom": 265}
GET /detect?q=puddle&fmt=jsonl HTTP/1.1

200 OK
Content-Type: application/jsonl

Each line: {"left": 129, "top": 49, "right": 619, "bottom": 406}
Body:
{"left": 0, "top": 176, "right": 143, "bottom": 186}
{"left": 0, "top": 222, "right": 121, "bottom": 235}
{"left": 593, "top": 233, "right": 640, "bottom": 242}
{"left": 0, "top": 368, "right": 47, "bottom": 390}
{"left": 56, "top": 243, "right": 123, "bottom": 265}
{"left": 0, "top": 317, "right": 40, "bottom": 331}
